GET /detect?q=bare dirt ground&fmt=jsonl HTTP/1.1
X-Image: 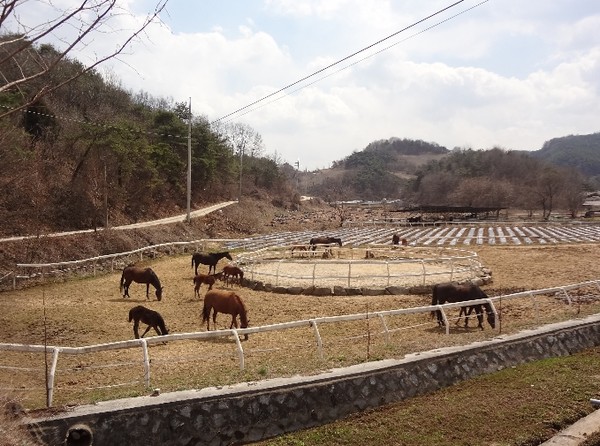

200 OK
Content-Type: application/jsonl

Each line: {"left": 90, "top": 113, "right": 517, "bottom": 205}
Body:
{"left": 1, "top": 201, "right": 600, "bottom": 411}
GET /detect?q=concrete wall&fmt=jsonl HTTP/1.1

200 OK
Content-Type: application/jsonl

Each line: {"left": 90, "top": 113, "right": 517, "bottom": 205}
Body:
{"left": 26, "top": 314, "right": 600, "bottom": 446}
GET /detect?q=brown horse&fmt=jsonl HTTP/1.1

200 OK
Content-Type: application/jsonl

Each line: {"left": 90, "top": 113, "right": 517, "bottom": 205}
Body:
{"left": 191, "top": 251, "right": 233, "bottom": 275}
{"left": 222, "top": 265, "right": 244, "bottom": 287}
{"left": 202, "top": 290, "right": 249, "bottom": 340}
{"left": 193, "top": 272, "right": 222, "bottom": 297}
{"left": 392, "top": 234, "right": 400, "bottom": 245}
{"left": 120, "top": 265, "right": 163, "bottom": 301}
{"left": 431, "top": 282, "right": 495, "bottom": 330}
{"left": 309, "top": 236, "right": 342, "bottom": 251}
{"left": 128, "top": 305, "right": 169, "bottom": 339}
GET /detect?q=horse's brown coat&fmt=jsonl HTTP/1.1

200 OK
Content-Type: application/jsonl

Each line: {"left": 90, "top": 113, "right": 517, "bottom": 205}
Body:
{"left": 120, "top": 266, "right": 163, "bottom": 300}
{"left": 202, "top": 290, "right": 249, "bottom": 340}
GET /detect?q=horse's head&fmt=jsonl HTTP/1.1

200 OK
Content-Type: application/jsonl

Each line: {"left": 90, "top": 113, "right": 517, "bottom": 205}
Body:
{"left": 156, "top": 287, "right": 163, "bottom": 301}
{"left": 225, "top": 252, "right": 233, "bottom": 261}
{"left": 335, "top": 238, "right": 342, "bottom": 247}
{"left": 484, "top": 303, "right": 496, "bottom": 329}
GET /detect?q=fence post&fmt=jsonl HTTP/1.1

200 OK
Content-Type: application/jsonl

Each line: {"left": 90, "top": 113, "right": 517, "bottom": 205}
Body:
{"left": 231, "top": 330, "right": 245, "bottom": 370}
{"left": 310, "top": 320, "right": 323, "bottom": 359}
{"left": 141, "top": 339, "right": 150, "bottom": 387}
{"left": 47, "top": 347, "right": 61, "bottom": 407}
{"left": 386, "top": 261, "right": 390, "bottom": 287}
{"left": 378, "top": 314, "right": 390, "bottom": 343}
{"left": 312, "top": 264, "right": 317, "bottom": 287}
{"left": 421, "top": 261, "right": 426, "bottom": 286}
{"left": 560, "top": 287, "right": 572, "bottom": 306}
{"left": 529, "top": 291, "right": 538, "bottom": 322}
{"left": 347, "top": 262, "right": 351, "bottom": 287}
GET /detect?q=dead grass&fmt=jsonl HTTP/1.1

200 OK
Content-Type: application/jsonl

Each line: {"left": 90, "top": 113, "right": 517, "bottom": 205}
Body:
{"left": 1, "top": 241, "right": 599, "bottom": 413}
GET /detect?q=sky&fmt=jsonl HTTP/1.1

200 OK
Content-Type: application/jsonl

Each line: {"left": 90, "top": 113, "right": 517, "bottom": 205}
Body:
{"left": 7, "top": 0, "right": 600, "bottom": 170}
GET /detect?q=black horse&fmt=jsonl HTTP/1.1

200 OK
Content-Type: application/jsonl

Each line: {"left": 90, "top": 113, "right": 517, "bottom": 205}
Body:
{"left": 309, "top": 236, "right": 342, "bottom": 251}
{"left": 128, "top": 305, "right": 169, "bottom": 339}
{"left": 192, "top": 251, "right": 232, "bottom": 275}
{"left": 431, "top": 282, "right": 495, "bottom": 330}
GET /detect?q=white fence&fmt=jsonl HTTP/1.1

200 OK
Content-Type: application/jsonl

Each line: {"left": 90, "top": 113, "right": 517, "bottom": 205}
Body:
{"left": 1, "top": 279, "right": 598, "bottom": 407}
{"left": 239, "top": 245, "right": 483, "bottom": 288}
{"left": 0, "top": 239, "right": 241, "bottom": 290}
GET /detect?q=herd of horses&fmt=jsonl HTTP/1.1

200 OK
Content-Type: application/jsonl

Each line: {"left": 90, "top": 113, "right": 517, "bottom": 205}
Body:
{"left": 122, "top": 234, "right": 496, "bottom": 341}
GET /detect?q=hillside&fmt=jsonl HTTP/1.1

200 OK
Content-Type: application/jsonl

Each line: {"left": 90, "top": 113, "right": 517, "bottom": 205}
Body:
{"left": 529, "top": 132, "right": 600, "bottom": 178}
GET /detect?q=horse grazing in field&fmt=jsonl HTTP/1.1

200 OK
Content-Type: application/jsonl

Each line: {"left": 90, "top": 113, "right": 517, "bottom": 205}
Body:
{"left": 120, "top": 265, "right": 163, "bottom": 301}
{"left": 202, "top": 289, "right": 249, "bottom": 340}
{"left": 392, "top": 234, "right": 400, "bottom": 245}
{"left": 191, "top": 251, "right": 232, "bottom": 275}
{"left": 309, "top": 236, "right": 342, "bottom": 251}
{"left": 431, "top": 282, "right": 495, "bottom": 330}
{"left": 193, "top": 272, "right": 222, "bottom": 297}
{"left": 222, "top": 265, "right": 244, "bottom": 287}
{"left": 128, "top": 305, "right": 169, "bottom": 339}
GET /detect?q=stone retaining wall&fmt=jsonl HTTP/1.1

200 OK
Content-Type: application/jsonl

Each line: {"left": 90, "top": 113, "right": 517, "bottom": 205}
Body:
{"left": 26, "top": 315, "right": 600, "bottom": 446}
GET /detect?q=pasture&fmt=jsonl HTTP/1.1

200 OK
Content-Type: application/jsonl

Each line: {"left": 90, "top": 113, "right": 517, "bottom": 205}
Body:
{"left": 1, "top": 240, "right": 600, "bottom": 410}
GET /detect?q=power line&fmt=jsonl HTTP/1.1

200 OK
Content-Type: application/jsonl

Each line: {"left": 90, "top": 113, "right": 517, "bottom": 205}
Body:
{"left": 211, "top": 0, "right": 467, "bottom": 124}
{"left": 221, "top": 1, "right": 490, "bottom": 124}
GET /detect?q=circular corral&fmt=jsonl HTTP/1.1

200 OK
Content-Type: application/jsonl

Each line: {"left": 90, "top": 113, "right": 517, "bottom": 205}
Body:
{"left": 237, "top": 244, "right": 490, "bottom": 295}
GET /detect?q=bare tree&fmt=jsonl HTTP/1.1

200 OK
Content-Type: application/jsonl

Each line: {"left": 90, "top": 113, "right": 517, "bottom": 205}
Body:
{"left": 0, "top": 0, "right": 168, "bottom": 119}
{"left": 222, "top": 122, "right": 264, "bottom": 158}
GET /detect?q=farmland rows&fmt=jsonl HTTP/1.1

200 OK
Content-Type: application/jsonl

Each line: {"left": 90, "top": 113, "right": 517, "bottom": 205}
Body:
{"left": 223, "top": 223, "right": 600, "bottom": 251}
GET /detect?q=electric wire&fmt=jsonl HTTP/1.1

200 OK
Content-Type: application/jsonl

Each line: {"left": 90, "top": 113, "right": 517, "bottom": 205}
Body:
{"left": 211, "top": 0, "right": 469, "bottom": 124}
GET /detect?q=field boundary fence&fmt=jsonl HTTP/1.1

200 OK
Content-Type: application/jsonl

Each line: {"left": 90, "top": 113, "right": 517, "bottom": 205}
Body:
{"left": 1, "top": 279, "right": 598, "bottom": 407}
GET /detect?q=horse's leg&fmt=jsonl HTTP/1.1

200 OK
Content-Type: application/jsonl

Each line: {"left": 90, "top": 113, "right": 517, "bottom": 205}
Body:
{"left": 145, "top": 283, "right": 150, "bottom": 299}
{"left": 456, "top": 307, "right": 466, "bottom": 326}
{"left": 133, "top": 321, "right": 140, "bottom": 339}
{"left": 212, "top": 310, "right": 218, "bottom": 330}
{"left": 194, "top": 283, "right": 200, "bottom": 298}
{"left": 124, "top": 280, "right": 132, "bottom": 298}
{"left": 140, "top": 325, "right": 152, "bottom": 338}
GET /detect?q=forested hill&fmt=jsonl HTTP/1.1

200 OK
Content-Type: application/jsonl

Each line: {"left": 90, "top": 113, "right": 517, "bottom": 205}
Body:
{"left": 528, "top": 133, "right": 600, "bottom": 178}
{"left": 333, "top": 137, "right": 448, "bottom": 170}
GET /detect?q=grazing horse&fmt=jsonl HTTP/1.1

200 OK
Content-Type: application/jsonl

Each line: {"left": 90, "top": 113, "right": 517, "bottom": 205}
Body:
{"left": 191, "top": 251, "right": 233, "bottom": 275}
{"left": 392, "top": 234, "right": 400, "bottom": 245}
{"left": 309, "top": 236, "right": 342, "bottom": 251}
{"left": 120, "top": 266, "right": 163, "bottom": 301}
{"left": 128, "top": 305, "right": 169, "bottom": 339}
{"left": 202, "top": 290, "right": 249, "bottom": 340}
{"left": 431, "top": 282, "right": 495, "bottom": 330}
{"left": 222, "top": 265, "right": 244, "bottom": 287}
{"left": 193, "top": 272, "right": 222, "bottom": 297}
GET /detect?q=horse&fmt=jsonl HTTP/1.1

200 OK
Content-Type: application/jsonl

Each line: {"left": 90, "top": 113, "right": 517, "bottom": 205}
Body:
{"left": 202, "top": 289, "right": 249, "bottom": 340}
{"left": 430, "top": 282, "right": 495, "bottom": 330}
{"left": 221, "top": 265, "right": 244, "bottom": 287}
{"left": 309, "top": 236, "right": 342, "bottom": 251}
{"left": 128, "top": 305, "right": 169, "bottom": 339}
{"left": 191, "top": 251, "right": 232, "bottom": 275}
{"left": 120, "top": 265, "right": 163, "bottom": 301}
{"left": 193, "top": 272, "right": 222, "bottom": 297}
{"left": 392, "top": 234, "right": 400, "bottom": 245}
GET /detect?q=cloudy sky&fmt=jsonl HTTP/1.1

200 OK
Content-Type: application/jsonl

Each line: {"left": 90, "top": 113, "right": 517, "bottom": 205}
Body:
{"left": 9, "top": 0, "right": 600, "bottom": 170}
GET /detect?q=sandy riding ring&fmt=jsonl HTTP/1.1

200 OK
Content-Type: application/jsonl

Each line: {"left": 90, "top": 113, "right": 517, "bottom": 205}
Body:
{"left": 236, "top": 244, "right": 491, "bottom": 296}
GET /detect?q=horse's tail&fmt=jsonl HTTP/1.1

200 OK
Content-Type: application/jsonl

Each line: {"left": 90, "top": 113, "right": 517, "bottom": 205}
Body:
{"left": 201, "top": 301, "right": 210, "bottom": 324}
{"left": 191, "top": 254, "right": 194, "bottom": 269}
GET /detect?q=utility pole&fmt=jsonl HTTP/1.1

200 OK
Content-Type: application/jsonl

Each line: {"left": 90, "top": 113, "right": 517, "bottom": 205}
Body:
{"left": 238, "top": 145, "right": 243, "bottom": 201}
{"left": 186, "top": 97, "right": 192, "bottom": 222}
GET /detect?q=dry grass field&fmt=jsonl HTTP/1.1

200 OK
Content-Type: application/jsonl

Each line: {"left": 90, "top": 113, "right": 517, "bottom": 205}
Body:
{"left": 1, "top": 239, "right": 600, "bottom": 412}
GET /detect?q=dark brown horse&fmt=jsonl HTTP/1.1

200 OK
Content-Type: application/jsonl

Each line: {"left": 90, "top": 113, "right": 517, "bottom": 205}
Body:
{"left": 193, "top": 272, "right": 222, "bottom": 297}
{"left": 192, "top": 251, "right": 232, "bottom": 275}
{"left": 128, "top": 305, "right": 169, "bottom": 339}
{"left": 222, "top": 265, "right": 244, "bottom": 287}
{"left": 431, "top": 282, "right": 495, "bottom": 330}
{"left": 392, "top": 233, "right": 400, "bottom": 245}
{"left": 309, "top": 236, "right": 342, "bottom": 251}
{"left": 202, "top": 289, "right": 249, "bottom": 340}
{"left": 120, "top": 266, "right": 163, "bottom": 301}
